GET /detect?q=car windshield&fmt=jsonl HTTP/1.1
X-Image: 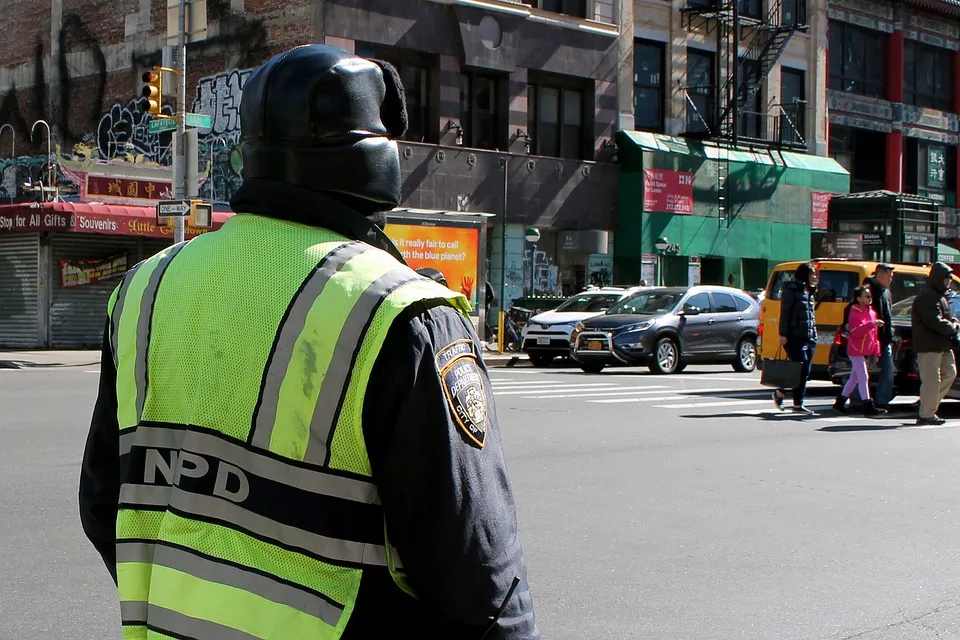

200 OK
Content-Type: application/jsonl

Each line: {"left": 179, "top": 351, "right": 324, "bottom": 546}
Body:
{"left": 893, "top": 293, "right": 960, "bottom": 321}
{"left": 606, "top": 291, "right": 682, "bottom": 315}
{"left": 555, "top": 294, "right": 621, "bottom": 312}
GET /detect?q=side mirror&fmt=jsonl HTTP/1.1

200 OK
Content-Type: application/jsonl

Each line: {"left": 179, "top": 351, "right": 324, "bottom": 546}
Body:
{"left": 682, "top": 306, "right": 701, "bottom": 316}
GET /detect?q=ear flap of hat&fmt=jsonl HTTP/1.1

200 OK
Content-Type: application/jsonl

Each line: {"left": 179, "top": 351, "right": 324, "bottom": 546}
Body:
{"left": 370, "top": 59, "right": 408, "bottom": 138}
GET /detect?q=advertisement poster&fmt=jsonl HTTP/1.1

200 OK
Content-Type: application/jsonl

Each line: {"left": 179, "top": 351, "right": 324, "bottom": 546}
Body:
{"left": 811, "top": 233, "right": 863, "bottom": 260}
{"left": 643, "top": 169, "right": 694, "bottom": 214}
{"left": 586, "top": 254, "right": 613, "bottom": 288}
{"left": 811, "top": 191, "right": 834, "bottom": 230}
{"left": 641, "top": 254, "right": 657, "bottom": 286}
{"left": 687, "top": 258, "right": 701, "bottom": 286}
{"left": 60, "top": 254, "right": 129, "bottom": 288}
{"left": 384, "top": 223, "right": 480, "bottom": 306}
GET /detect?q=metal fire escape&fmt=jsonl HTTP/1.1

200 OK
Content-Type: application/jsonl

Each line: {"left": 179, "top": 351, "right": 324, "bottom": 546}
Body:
{"left": 680, "top": 0, "right": 808, "bottom": 226}
{"left": 680, "top": 0, "right": 808, "bottom": 147}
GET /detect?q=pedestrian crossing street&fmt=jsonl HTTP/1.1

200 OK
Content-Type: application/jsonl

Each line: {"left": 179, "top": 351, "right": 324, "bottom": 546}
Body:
{"left": 487, "top": 368, "right": 937, "bottom": 425}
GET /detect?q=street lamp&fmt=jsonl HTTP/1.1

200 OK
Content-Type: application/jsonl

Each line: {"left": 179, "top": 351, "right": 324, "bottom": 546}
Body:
{"left": 654, "top": 236, "right": 670, "bottom": 287}
{"left": 525, "top": 226, "right": 541, "bottom": 296}
{"left": 31, "top": 120, "right": 55, "bottom": 202}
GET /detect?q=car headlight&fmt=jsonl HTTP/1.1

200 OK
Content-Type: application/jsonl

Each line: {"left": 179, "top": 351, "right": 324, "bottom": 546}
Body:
{"left": 571, "top": 322, "right": 584, "bottom": 344}
{"left": 618, "top": 321, "right": 654, "bottom": 334}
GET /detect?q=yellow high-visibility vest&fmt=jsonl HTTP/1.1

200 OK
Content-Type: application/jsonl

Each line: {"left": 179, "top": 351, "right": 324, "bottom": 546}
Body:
{"left": 108, "top": 213, "right": 470, "bottom": 639}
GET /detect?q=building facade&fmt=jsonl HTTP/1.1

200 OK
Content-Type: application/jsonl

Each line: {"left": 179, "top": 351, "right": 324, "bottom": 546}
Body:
{"left": 0, "top": 0, "right": 623, "bottom": 347}
{"left": 614, "top": 0, "right": 850, "bottom": 288}
{"left": 826, "top": 0, "right": 960, "bottom": 260}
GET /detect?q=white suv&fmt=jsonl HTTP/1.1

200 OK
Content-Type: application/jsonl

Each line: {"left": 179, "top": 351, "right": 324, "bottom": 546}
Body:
{"left": 521, "top": 287, "right": 642, "bottom": 367}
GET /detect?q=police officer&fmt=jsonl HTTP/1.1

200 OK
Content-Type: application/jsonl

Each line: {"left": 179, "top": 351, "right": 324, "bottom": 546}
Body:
{"left": 79, "top": 45, "right": 539, "bottom": 639}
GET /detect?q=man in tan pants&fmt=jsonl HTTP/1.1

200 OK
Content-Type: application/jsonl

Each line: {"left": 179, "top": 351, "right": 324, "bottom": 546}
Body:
{"left": 910, "top": 262, "right": 960, "bottom": 425}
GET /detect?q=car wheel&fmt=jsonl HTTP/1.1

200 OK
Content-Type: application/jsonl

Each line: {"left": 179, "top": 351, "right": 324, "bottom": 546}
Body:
{"left": 648, "top": 338, "right": 680, "bottom": 374}
{"left": 530, "top": 354, "right": 553, "bottom": 368}
{"left": 733, "top": 337, "right": 758, "bottom": 373}
{"left": 580, "top": 363, "right": 605, "bottom": 374}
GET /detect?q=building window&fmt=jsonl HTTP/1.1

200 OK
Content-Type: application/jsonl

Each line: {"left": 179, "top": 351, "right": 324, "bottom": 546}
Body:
{"left": 737, "top": 61, "right": 763, "bottom": 140}
{"left": 828, "top": 22, "right": 886, "bottom": 98}
{"left": 460, "top": 71, "right": 504, "bottom": 150}
{"left": 634, "top": 41, "right": 664, "bottom": 132}
{"left": 686, "top": 50, "right": 715, "bottom": 134}
{"left": 905, "top": 41, "right": 954, "bottom": 111}
{"left": 355, "top": 43, "right": 436, "bottom": 143}
{"left": 528, "top": 78, "right": 587, "bottom": 159}
{"left": 780, "top": 68, "right": 805, "bottom": 143}
{"left": 738, "top": 0, "right": 762, "bottom": 19}
{"left": 522, "top": 0, "right": 588, "bottom": 18}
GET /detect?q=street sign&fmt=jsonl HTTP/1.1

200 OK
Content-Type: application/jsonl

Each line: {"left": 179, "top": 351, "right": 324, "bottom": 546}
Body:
{"left": 148, "top": 118, "right": 176, "bottom": 134}
{"left": 184, "top": 112, "right": 213, "bottom": 129}
{"left": 157, "top": 199, "right": 191, "bottom": 217}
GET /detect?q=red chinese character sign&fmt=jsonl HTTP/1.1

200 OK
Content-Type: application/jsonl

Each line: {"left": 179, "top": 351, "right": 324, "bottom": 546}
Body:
{"left": 643, "top": 169, "right": 694, "bottom": 215}
{"left": 811, "top": 191, "right": 834, "bottom": 230}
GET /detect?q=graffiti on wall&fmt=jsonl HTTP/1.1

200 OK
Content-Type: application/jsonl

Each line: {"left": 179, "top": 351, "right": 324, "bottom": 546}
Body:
{"left": 191, "top": 68, "right": 253, "bottom": 201}
{"left": 96, "top": 98, "right": 175, "bottom": 163}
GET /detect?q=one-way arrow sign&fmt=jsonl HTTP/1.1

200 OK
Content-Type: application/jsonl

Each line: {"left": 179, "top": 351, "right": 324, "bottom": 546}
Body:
{"left": 157, "top": 199, "right": 190, "bottom": 217}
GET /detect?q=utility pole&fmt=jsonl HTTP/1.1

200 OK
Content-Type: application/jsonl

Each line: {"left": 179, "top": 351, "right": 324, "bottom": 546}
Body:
{"left": 173, "top": 0, "right": 187, "bottom": 244}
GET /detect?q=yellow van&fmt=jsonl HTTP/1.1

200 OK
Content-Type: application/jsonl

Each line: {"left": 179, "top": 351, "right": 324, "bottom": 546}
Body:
{"left": 759, "top": 260, "right": 949, "bottom": 379}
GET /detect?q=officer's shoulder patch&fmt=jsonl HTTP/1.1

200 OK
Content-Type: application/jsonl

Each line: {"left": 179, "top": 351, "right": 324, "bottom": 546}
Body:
{"left": 437, "top": 340, "right": 488, "bottom": 449}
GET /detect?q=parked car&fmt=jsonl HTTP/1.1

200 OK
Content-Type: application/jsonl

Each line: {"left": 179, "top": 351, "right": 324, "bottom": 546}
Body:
{"left": 570, "top": 286, "right": 761, "bottom": 374}
{"left": 521, "top": 287, "right": 641, "bottom": 366}
{"left": 888, "top": 293, "right": 960, "bottom": 399}
{"left": 828, "top": 274, "right": 960, "bottom": 391}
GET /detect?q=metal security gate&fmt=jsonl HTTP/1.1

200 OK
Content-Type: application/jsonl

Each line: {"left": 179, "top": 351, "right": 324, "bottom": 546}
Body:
{"left": 0, "top": 233, "right": 40, "bottom": 347}
{"left": 49, "top": 235, "right": 145, "bottom": 348}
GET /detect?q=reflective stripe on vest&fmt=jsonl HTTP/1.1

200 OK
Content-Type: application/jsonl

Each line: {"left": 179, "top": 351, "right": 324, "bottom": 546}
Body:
{"left": 110, "top": 217, "right": 470, "bottom": 639}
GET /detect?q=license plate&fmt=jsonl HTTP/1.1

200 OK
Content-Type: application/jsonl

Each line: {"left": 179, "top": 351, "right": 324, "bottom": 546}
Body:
{"left": 537, "top": 337, "right": 550, "bottom": 345}
{"left": 587, "top": 340, "right": 603, "bottom": 351}
{"left": 817, "top": 332, "right": 835, "bottom": 345}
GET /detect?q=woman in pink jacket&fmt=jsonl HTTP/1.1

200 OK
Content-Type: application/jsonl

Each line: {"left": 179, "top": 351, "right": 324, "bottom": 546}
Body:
{"left": 834, "top": 286, "right": 888, "bottom": 416}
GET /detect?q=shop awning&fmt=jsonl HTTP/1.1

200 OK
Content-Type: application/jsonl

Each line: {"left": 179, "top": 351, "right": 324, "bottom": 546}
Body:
{"left": 617, "top": 130, "right": 850, "bottom": 176}
{"left": 937, "top": 242, "right": 960, "bottom": 264}
{"left": 0, "top": 201, "right": 234, "bottom": 238}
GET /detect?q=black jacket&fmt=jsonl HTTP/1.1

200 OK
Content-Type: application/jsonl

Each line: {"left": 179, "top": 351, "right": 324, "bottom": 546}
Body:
{"left": 78, "top": 180, "right": 539, "bottom": 640}
{"left": 779, "top": 279, "right": 817, "bottom": 342}
{"left": 911, "top": 262, "right": 957, "bottom": 354}
{"left": 867, "top": 277, "right": 894, "bottom": 347}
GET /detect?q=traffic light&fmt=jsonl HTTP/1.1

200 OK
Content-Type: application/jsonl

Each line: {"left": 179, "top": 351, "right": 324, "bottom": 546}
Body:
{"left": 141, "top": 68, "right": 163, "bottom": 116}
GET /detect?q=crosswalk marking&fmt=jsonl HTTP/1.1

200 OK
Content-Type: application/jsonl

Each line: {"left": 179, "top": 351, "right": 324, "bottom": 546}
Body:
{"left": 529, "top": 386, "right": 769, "bottom": 400}
{"left": 493, "top": 383, "right": 623, "bottom": 396}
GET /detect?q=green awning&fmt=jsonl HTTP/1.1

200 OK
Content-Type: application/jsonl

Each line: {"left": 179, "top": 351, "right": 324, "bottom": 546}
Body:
{"left": 617, "top": 130, "right": 850, "bottom": 176}
{"left": 938, "top": 242, "right": 960, "bottom": 264}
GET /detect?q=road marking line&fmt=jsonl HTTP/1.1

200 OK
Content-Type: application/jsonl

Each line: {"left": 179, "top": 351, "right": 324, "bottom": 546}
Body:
{"left": 653, "top": 399, "right": 787, "bottom": 409}
{"left": 523, "top": 386, "right": 751, "bottom": 400}
{"left": 520, "top": 386, "right": 676, "bottom": 399}
{"left": 490, "top": 380, "right": 560, "bottom": 387}
{"left": 494, "top": 383, "right": 621, "bottom": 396}
{"left": 85, "top": 369, "right": 101, "bottom": 373}
{"left": 590, "top": 398, "right": 643, "bottom": 404}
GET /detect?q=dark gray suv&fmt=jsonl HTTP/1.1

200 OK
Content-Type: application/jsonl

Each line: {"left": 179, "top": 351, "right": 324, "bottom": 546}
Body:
{"left": 571, "top": 286, "right": 761, "bottom": 374}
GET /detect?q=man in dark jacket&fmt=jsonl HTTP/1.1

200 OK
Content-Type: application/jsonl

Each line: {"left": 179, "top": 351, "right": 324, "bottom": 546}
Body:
{"left": 867, "top": 264, "right": 896, "bottom": 407}
{"left": 910, "top": 261, "right": 960, "bottom": 425}
{"left": 774, "top": 262, "right": 818, "bottom": 414}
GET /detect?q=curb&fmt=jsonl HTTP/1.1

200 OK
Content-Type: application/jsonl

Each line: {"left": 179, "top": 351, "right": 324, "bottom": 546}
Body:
{"left": 0, "top": 359, "right": 100, "bottom": 370}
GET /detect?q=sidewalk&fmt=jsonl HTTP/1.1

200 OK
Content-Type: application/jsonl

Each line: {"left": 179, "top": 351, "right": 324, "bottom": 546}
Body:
{"left": 0, "top": 349, "right": 528, "bottom": 369}
{"left": 0, "top": 350, "right": 101, "bottom": 369}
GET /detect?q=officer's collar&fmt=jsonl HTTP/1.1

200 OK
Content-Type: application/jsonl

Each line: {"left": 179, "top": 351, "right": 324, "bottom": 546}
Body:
{"left": 229, "top": 178, "right": 407, "bottom": 263}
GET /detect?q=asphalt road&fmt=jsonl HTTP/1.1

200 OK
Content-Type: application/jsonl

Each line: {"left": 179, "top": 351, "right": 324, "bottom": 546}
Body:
{"left": 5, "top": 362, "right": 960, "bottom": 639}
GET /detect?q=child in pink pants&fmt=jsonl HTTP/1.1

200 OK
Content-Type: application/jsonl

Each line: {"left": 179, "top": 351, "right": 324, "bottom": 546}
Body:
{"left": 834, "top": 286, "right": 887, "bottom": 416}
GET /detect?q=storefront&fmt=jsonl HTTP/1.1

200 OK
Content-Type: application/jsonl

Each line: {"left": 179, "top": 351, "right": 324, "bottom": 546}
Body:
{"left": 0, "top": 203, "right": 490, "bottom": 348}
{"left": 615, "top": 131, "right": 850, "bottom": 289}
{"left": 0, "top": 201, "right": 229, "bottom": 348}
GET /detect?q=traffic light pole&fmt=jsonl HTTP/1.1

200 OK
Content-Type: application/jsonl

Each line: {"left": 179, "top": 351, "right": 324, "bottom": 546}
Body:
{"left": 173, "top": 0, "right": 187, "bottom": 244}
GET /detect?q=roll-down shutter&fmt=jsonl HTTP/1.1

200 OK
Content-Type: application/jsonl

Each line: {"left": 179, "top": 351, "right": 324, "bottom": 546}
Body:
{"left": 49, "top": 234, "right": 144, "bottom": 348}
{"left": 0, "top": 233, "right": 40, "bottom": 348}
